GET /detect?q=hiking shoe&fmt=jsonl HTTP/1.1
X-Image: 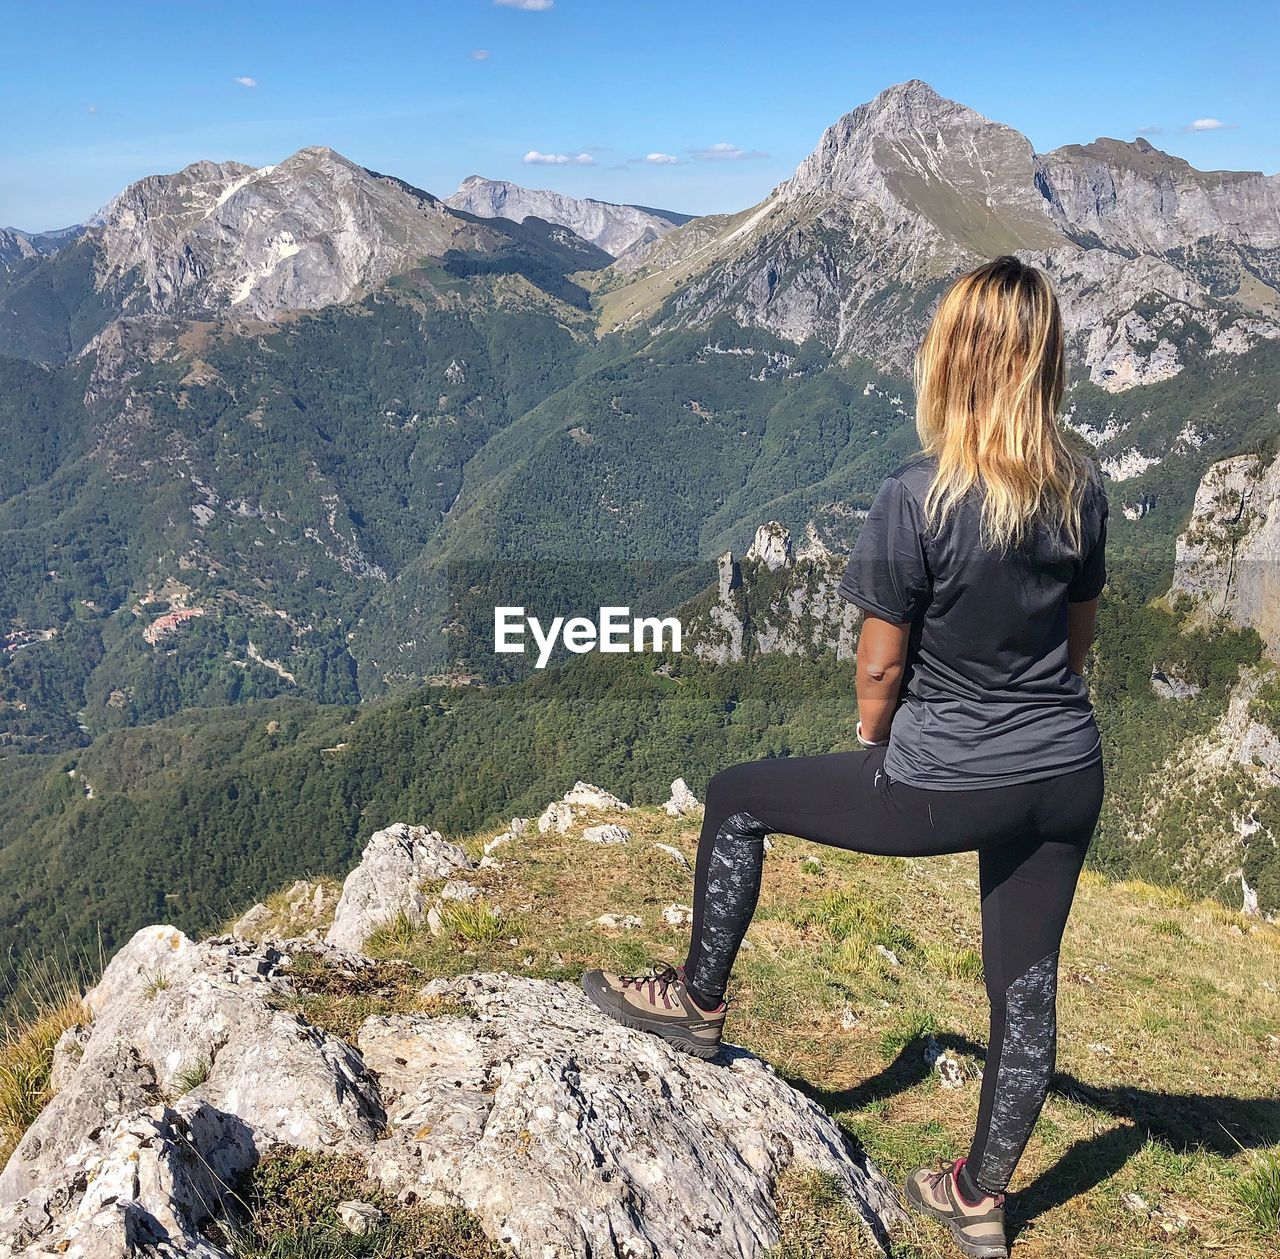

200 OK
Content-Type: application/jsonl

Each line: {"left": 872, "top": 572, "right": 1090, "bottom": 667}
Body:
{"left": 904, "top": 1158, "right": 1007, "bottom": 1259}
{"left": 581, "top": 962, "right": 725, "bottom": 1060}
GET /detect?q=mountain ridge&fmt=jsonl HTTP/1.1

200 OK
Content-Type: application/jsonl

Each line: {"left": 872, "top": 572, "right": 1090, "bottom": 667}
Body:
{"left": 445, "top": 174, "right": 691, "bottom": 259}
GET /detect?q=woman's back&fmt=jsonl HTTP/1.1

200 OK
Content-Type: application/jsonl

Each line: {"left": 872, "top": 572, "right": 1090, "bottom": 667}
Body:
{"left": 838, "top": 453, "right": 1108, "bottom": 789}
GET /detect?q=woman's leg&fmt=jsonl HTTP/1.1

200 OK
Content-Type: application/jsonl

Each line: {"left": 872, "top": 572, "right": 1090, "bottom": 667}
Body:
{"left": 681, "top": 748, "right": 1018, "bottom": 1010}
{"left": 960, "top": 762, "right": 1103, "bottom": 1199}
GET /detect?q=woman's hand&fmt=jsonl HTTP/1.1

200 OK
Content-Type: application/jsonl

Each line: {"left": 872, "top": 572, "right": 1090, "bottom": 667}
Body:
{"left": 856, "top": 614, "right": 911, "bottom": 743}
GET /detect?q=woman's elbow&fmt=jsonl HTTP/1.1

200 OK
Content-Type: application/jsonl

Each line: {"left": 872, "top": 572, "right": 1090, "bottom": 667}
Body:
{"left": 859, "top": 655, "right": 904, "bottom": 685}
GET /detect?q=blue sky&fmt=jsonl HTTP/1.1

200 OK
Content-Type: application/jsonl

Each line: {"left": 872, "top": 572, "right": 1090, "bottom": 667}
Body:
{"left": 2, "top": 0, "right": 1276, "bottom": 230}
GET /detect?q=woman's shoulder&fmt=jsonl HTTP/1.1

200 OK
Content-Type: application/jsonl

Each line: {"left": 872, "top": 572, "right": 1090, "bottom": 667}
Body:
{"left": 884, "top": 453, "right": 937, "bottom": 498}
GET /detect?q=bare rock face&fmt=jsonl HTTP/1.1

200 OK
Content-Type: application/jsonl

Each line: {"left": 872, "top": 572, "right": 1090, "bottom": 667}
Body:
{"left": 87, "top": 149, "right": 505, "bottom": 324}
{"left": 326, "top": 822, "right": 474, "bottom": 951}
{"left": 359, "top": 972, "right": 904, "bottom": 1257}
{"left": 691, "top": 524, "right": 860, "bottom": 664}
{"left": 1171, "top": 452, "right": 1280, "bottom": 654}
{"left": 0, "top": 1100, "right": 258, "bottom": 1259}
{"left": 446, "top": 176, "right": 688, "bottom": 258}
{"left": 744, "top": 522, "right": 794, "bottom": 571}
{"left": 0, "top": 927, "right": 385, "bottom": 1255}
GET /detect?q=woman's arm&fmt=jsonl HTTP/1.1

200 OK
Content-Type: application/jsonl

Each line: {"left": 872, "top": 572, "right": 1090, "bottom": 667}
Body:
{"left": 856, "top": 614, "right": 912, "bottom": 743}
{"left": 1067, "top": 597, "right": 1099, "bottom": 676}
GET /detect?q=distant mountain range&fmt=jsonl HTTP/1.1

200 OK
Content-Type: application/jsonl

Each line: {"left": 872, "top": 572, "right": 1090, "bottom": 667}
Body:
{"left": 444, "top": 175, "right": 692, "bottom": 260}
{"left": 1, "top": 78, "right": 1278, "bottom": 749}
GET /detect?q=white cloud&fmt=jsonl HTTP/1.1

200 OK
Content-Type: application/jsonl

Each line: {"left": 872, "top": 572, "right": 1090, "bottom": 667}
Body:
{"left": 86, "top": 104, "right": 99, "bottom": 115}
{"left": 495, "top": 0, "right": 553, "bottom": 9}
{"left": 234, "top": 76, "right": 258, "bottom": 88}
{"left": 1134, "top": 124, "right": 1163, "bottom": 136}
{"left": 523, "top": 150, "right": 595, "bottom": 166}
{"left": 645, "top": 152, "right": 680, "bottom": 165}
{"left": 689, "top": 141, "right": 768, "bottom": 161}
{"left": 470, "top": 49, "right": 490, "bottom": 60}
{"left": 1183, "top": 118, "right": 1237, "bottom": 132}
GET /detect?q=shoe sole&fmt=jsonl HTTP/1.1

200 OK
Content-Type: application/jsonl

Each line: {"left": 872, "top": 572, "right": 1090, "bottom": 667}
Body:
{"left": 904, "top": 1177, "right": 1008, "bottom": 1259}
{"left": 582, "top": 978, "right": 721, "bottom": 1060}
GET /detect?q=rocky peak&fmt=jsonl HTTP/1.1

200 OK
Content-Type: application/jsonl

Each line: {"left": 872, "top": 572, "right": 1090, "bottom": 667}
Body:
{"left": 775, "top": 78, "right": 1064, "bottom": 256}
{"left": 745, "top": 521, "right": 794, "bottom": 570}
{"left": 691, "top": 521, "right": 859, "bottom": 664}
{"left": 75, "top": 146, "right": 527, "bottom": 327}
{"left": 1037, "top": 137, "right": 1280, "bottom": 254}
{"left": 445, "top": 175, "right": 688, "bottom": 258}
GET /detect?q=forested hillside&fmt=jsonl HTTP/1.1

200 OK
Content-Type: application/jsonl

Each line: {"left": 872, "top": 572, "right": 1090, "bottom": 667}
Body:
{"left": 1, "top": 590, "right": 1268, "bottom": 1000}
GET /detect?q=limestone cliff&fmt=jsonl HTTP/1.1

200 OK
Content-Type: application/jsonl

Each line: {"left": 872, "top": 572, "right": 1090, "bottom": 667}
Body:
{"left": 1171, "top": 450, "right": 1280, "bottom": 654}
{"left": 687, "top": 522, "right": 860, "bottom": 664}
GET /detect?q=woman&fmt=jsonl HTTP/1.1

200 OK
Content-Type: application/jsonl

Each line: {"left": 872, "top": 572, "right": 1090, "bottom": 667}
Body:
{"left": 582, "top": 255, "right": 1107, "bottom": 1259}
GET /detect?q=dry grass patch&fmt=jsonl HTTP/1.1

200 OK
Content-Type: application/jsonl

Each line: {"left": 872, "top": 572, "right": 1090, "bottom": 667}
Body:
{"left": 261, "top": 804, "right": 1279, "bottom": 1258}
{"left": 0, "top": 960, "right": 87, "bottom": 1164}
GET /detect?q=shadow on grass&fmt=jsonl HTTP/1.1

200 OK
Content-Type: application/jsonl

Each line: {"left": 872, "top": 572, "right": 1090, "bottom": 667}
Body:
{"left": 795, "top": 1031, "right": 1280, "bottom": 1239}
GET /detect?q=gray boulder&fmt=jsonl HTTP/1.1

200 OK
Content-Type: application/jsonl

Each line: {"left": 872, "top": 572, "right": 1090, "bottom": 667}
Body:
{"left": 326, "top": 822, "right": 473, "bottom": 951}
{"left": 663, "top": 777, "right": 701, "bottom": 817}
{"left": 0, "top": 926, "right": 384, "bottom": 1231}
{"left": 0, "top": 1100, "right": 257, "bottom": 1259}
{"left": 359, "top": 972, "right": 904, "bottom": 1257}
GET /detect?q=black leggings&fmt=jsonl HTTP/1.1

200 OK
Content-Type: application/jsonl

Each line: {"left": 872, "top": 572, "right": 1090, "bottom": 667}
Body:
{"left": 682, "top": 746, "right": 1103, "bottom": 1195}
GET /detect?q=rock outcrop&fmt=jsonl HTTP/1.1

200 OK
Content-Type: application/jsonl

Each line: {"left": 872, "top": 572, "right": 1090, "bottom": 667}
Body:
{"left": 0, "top": 828, "right": 905, "bottom": 1258}
{"left": 0, "top": 926, "right": 385, "bottom": 1255}
{"left": 664, "top": 777, "right": 701, "bottom": 816}
{"left": 361, "top": 972, "right": 904, "bottom": 1256}
{"left": 690, "top": 522, "right": 860, "bottom": 663}
{"left": 326, "top": 822, "right": 473, "bottom": 951}
{"left": 1172, "top": 451, "right": 1280, "bottom": 654}
{"left": 536, "top": 782, "right": 632, "bottom": 834}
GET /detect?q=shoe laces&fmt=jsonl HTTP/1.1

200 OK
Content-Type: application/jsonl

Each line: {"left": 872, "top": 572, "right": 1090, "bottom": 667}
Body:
{"left": 620, "top": 961, "right": 684, "bottom": 1008}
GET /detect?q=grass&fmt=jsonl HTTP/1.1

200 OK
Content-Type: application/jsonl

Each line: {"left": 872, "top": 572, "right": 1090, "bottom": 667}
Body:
{"left": 230, "top": 1150, "right": 502, "bottom": 1259}
{"left": 171, "top": 1056, "right": 212, "bottom": 1097}
{"left": 0, "top": 957, "right": 87, "bottom": 1164}
{"left": 1235, "top": 1148, "right": 1280, "bottom": 1234}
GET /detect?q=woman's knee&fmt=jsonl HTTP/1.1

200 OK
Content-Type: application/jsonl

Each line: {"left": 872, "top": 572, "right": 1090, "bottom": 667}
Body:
{"left": 703, "top": 762, "right": 758, "bottom": 821}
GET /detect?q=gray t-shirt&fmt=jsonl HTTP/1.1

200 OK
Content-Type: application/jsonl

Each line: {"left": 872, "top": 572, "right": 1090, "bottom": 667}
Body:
{"left": 837, "top": 454, "right": 1107, "bottom": 790}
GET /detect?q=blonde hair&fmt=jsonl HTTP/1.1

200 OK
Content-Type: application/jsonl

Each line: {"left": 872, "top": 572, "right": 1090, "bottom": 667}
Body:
{"left": 915, "top": 255, "right": 1088, "bottom": 553}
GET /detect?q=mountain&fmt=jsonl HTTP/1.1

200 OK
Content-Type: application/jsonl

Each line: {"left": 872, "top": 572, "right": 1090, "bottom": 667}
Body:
{"left": 600, "top": 80, "right": 1280, "bottom": 393}
{"left": 0, "top": 224, "right": 80, "bottom": 270}
{"left": 445, "top": 174, "right": 692, "bottom": 259}
{"left": 0, "top": 147, "right": 611, "bottom": 362}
